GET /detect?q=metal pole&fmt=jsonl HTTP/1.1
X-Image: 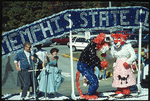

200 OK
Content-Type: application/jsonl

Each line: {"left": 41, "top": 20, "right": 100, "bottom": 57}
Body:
{"left": 44, "top": 68, "right": 47, "bottom": 99}
{"left": 137, "top": 9, "right": 142, "bottom": 94}
{"left": 32, "top": 62, "right": 36, "bottom": 100}
{"left": 109, "top": 1, "right": 111, "bottom": 7}
{"left": 69, "top": 14, "right": 77, "bottom": 100}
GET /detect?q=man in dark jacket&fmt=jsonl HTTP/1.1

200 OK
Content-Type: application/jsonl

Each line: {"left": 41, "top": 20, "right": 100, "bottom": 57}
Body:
{"left": 14, "top": 42, "right": 37, "bottom": 99}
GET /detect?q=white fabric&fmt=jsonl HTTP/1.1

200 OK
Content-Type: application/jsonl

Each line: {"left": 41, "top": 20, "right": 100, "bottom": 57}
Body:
{"left": 141, "top": 65, "right": 149, "bottom": 80}
{"left": 35, "top": 49, "right": 47, "bottom": 63}
{"left": 100, "top": 45, "right": 109, "bottom": 53}
{"left": 24, "top": 50, "right": 31, "bottom": 65}
{"left": 110, "top": 43, "right": 136, "bottom": 65}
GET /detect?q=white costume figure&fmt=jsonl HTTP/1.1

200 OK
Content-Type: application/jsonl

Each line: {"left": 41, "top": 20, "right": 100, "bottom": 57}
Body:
{"left": 108, "top": 33, "right": 136, "bottom": 95}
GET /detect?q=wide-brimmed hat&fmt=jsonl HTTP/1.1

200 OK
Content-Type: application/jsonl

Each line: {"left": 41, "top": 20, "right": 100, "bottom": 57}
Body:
{"left": 50, "top": 48, "right": 59, "bottom": 54}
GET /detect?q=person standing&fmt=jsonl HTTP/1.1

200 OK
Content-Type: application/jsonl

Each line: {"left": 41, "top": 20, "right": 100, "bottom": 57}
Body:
{"left": 141, "top": 49, "right": 145, "bottom": 66}
{"left": 101, "top": 59, "right": 108, "bottom": 80}
{"left": 95, "top": 66, "right": 101, "bottom": 82}
{"left": 37, "top": 48, "right": 64, "bottom": 97}
{"left": 14, "top": 42, "right": 38, "bottom": 100}
{"left": 34, "top": 44, "right": 49, "bottom": 78}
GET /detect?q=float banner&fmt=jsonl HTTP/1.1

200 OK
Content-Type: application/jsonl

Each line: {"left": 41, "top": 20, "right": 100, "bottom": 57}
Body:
{"left": 2, "top": 6, "right": 149, "bottom": 58}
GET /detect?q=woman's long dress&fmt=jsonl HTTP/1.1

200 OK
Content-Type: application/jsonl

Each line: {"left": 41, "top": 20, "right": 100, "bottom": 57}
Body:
{"left": 111, "top": 44, "right": 136, "bottom": 88}
{"left": 37, "top": 57, "right": 64, "bottom": 93}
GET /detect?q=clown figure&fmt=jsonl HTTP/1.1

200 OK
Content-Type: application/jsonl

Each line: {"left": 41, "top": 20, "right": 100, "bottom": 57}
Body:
{"left": 76, "top": 33, "right": 109, "bottom": 99}
{"left": 109, "top": 33, "right": 136, "bottom": 95}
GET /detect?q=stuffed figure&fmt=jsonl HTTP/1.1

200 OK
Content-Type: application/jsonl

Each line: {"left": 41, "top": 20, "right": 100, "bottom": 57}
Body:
{"left": 76, "top": 33, "right": 109, "bottom": 100}
{"left": 110, "top": 32, "right": 136, "bottom": 95}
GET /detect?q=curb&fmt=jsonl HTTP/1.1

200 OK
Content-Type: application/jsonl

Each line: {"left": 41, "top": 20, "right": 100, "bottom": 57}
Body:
{"left": 62, "top": 54, "right": 113, "bottom": 77}
{"left": 62, "top": 54, "right": 79, "bottom": 62}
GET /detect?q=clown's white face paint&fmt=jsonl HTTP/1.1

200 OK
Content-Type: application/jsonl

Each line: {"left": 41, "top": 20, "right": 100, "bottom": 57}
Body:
{"left": 100, "top": 44, "right": 109, "bottom": 53}
{"left": 114, "top": 42, "right": 121, "bottom": 48}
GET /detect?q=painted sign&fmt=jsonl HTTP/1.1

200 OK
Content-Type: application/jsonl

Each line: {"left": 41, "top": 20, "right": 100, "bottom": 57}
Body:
{"left": 2, "top": 6, "right": 149, "bottom": 58}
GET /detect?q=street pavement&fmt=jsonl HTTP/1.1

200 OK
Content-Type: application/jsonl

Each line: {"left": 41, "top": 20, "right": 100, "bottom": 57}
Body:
{"left": 2, "top": 44, "right": 140, "bottom": 99}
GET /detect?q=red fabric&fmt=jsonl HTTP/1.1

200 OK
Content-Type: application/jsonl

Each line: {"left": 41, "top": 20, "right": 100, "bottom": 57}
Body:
{"left": 132, "top": 65, "right": 136, "bottom": 70}
{"left": 93, "top": 33, "right": 105, "bottom": 44}
{"left": 101, "top": 61, "right": 108, "bottom": 68}
{"left": 76, "top": 71, "right": 98, "bottom": 100}
{"left": 123, "top": 62, "right": 128, "bottom": 69}
{"left": 122, "top": 87, "right": 131, "bottom": 95}
{"left": 135, "top": 49, "right": 138, "bottom": 52}
{"left": 93, "top": 33, "right": 109, "bottom": 51}
{"left": 115, "top": 88, "right": 123, "bottom": 94}
{"left": 111, "top": 33, "right": 127, "bottom": 45}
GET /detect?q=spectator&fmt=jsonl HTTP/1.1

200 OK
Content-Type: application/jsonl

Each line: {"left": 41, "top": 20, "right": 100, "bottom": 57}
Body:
{"left": 95, "top": 66, "right": 101, "bottom": 82}
{"left": 101, "top": 59, "right": 108, "bottom": 80}
{"left": 144, "top": 45, "right": 148, "bottom": 57}
{"left": 37, "top": 48, "right": 64, "bottom": 97}
{"left": 34, "top": 44, "right": 49, "bottom": 78}
{"left": 14, "top": 42, "right": 38, "bottom": 100}
{"left": 143, "top": 45, "right": 149, "bottom": 66}
{"left": 141, "top": 49, "right": 145, "bottom": 66}
{"left": 16, "top": 61, "right": 30, "bottom": 97}
{"left": 134, "top": 49, "right": 138, "bottom": 60}
{"left": 131, "top": 60, "right": 138, "bottom": 72}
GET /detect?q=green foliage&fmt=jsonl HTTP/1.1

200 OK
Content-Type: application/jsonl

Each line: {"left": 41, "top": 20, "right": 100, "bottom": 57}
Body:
{"left": 2, "top": 1, "right": 149, "bottom": 33}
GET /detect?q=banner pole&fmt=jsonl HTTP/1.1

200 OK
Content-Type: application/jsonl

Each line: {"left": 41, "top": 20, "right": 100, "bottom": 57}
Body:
{"left": 32, "top": 62, "right": 36, "bottom": 99}
{"left": 69, "top": 14, "right": 77, "bottom": 100}
{"left": 137, "top": 9, "right": 142, "bottom": 94}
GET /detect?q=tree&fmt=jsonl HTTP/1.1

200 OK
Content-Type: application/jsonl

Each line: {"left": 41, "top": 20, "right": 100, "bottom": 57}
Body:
{"left": 2, "top": 1, "right": 149, "bottom": 33}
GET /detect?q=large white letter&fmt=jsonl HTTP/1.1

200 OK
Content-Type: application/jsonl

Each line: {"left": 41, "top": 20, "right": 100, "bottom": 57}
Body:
{"left": 120, "top": 10, "right": 129, "bottom": 25}
{"left": 89, "top": 11, "right": 98, "bottom": 27}
{"left": 30, "top": 24, "right": 41, "bottom": 42}
{"left": 8, "top": 32, "right": 23, "bottom": 50}
{"left": 50, "top": 16, "right": 64, "bottom": 33}
{"left": 99, "top": 11, "right": 109, "bottom": 26}
{"left": 40, "top": 21, "right": 54, "bottom": 38}
{"left": 19, "top": 28, "right": 33, "bottom": 44}
{"left": 2, "top": 36, "right": 12, "bottom": 53}
{"left": 64, "top": 13, "right": 73, "bottom": 29}
{"left": 111, "top": 10, "right": 119, "bottom": 26}
{"left": 144, "top": 11, "right": 149, "bottom": 27}
{"left": 80, "top": 12, "right": 88, "bottom": 27}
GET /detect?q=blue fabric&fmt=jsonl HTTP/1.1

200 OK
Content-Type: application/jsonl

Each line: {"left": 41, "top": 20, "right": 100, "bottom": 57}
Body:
{"left": 21, "top": 69, "right": 38, "bottom": 97}
{"left": 102, "top": 69, "right": 107, "bottom": 79}
{"left": 77, "top": 61, "right": 98, "bottom": 95}
{"left": 37, "top": 57, "right": 64, "bottom": 93}
{"left": 14, "top": 49, "right": 33, "bottom": 69}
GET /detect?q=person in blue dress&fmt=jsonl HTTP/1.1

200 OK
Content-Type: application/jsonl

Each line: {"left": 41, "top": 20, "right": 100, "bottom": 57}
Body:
{"left": 37, "top": 48, "right": 64, "bottom": 97}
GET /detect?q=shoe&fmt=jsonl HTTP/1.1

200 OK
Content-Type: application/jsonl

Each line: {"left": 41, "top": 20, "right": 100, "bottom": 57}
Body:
{"left": 115, "top": 88, "right": 123, "bottom": 94}
{"left": 83, "top": 83, "right": 87, "bottom": 87}
{"left": 122, "top": 87, "right": 131, "bottom": 95}
{"left": 20, "top": 97, "right": 25, "bottom": 100}
{"left": 20, "top": 92, "right": 22, "bottom": 97}
{"left": 26, "top": 91, "right": 30, "bottom": 97}
{"left": 98, "top": 80, "right": 101, "bottom": 82}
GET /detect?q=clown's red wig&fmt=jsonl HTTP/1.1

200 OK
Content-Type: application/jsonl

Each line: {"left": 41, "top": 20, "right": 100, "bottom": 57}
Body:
{"left": 93, "top": 33, "right": 105, "bottom": 44}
